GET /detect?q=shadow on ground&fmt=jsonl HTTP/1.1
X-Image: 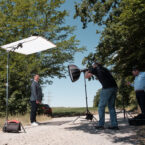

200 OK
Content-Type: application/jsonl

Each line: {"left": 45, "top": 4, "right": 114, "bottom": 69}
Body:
{"left": 64, "top": 113, "right": 140, "bottom": 145}
{"left": 39, "top": 121, "right": 71, "bottom": 126}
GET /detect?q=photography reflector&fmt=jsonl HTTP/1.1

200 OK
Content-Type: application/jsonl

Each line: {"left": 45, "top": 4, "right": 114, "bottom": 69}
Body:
{"left": 68, "top": 65, "right": 81, "bottom": 82}
{"left": 1, "top": 36, "right": 56, "bottom": 55}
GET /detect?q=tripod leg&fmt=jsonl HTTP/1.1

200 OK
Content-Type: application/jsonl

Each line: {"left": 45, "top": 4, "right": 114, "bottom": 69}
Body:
{"left": 21, "top": 123, "right": 26, "bottom": 133}
{"left": 124, "top": 108, "right": 126, "bottom": 119}
{"left": 72, "top": 116, "right": 81, "bottom": 123}
{"left": 93, "top": 116, "right": 98, "bottom": 122}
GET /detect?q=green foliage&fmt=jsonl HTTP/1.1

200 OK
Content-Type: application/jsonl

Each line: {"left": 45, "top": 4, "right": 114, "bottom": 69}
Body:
{"left": 74, "top": 0, "right": 120, "bottom": 29}
{"left": 93, "top": 89, "right": 101, "bottom": 107}
{"left": 0, "top": 0, "right": 84, "bottom": 116}
{"left": 75, "top": 0, "right": 145, "bottom": 109}
{"left": 75, "top": 0, "right": 145, "bottom": 76}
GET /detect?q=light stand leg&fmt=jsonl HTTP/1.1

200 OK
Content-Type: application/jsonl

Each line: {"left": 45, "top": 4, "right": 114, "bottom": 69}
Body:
{"left": 72, "top": 115, "right": 82, "bottom": 123}
{"left": 123, "top": 95, "right": 126, "bottom": 119}
{"left": 83, "top": 72, "right": 89, "bottom": 113}
{"left": 20, "top": 122, "right": 26, "bottom": 133}
{"left": 6, "top": 51, "right": 10, "bottom": 123}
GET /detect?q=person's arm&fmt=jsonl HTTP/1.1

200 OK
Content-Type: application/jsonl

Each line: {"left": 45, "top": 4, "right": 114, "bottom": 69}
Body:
{"left": 127, "top": 82, "right": 134, "bottom": 87}
{"left": 31, "top": 82, "right": 38, "bottom": 100}
{"left": 32, "top": 82, "right": 40, "bottom": 104}
{"left": 130, "top": 83, "right": 134, "bottom": 87}
{"left": 36, "top": 100, "right": 41, "bottom": 104}
{"left": 85, "top": 71, "right": 93, "bottom": 79}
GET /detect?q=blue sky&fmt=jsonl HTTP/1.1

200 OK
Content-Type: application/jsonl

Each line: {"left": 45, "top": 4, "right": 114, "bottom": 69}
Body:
{"left": 42, "top": 0, "right": 102, "bottom": 107}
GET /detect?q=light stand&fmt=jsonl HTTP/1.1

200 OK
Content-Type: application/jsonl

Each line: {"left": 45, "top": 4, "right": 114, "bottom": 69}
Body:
{"left": 122, "top": 94, "right": 126, "bottom": 119}
{"left": 6, "top": 50, "right": 10, "bottom": 122}
{"left": 68, "top": 65, "right": 97, "bottom": 123}
{"left": 4, "top": 44, "right": 26, "bottom": 133}
{"left": 5, "top": 44, "right": 22, "bottom": 123}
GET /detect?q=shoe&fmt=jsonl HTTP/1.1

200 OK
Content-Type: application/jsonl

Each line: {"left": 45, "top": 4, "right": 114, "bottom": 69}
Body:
{"left": 95, "top": 126, "right": 104, "bottom": 129}
{"left": 108, "top": 126, "right": 119, "bottom": 130}
{"left": 31, "top": 122, "right": 39, "bottom": 126}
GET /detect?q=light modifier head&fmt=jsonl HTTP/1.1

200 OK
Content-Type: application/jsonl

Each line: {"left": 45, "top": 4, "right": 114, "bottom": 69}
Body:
{"left": 68, "top": 65, "right": 81, "bottom": 82}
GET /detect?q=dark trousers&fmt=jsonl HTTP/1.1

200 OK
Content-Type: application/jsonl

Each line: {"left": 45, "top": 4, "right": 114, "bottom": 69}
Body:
{"left": 136, "top": 91, "right": 145, "bottom": 114}
{"left": 30, "top": 101, "right": 38, "bottom": 123}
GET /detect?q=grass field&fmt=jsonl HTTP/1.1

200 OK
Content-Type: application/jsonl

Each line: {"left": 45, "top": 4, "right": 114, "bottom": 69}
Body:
{"left": 52, "top": 107, "right": 98, "bottom": 117}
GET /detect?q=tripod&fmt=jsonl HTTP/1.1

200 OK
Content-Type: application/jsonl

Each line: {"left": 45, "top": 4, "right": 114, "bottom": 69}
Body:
{"left": 73, "top": 72, "right": 97, "bottom": 123}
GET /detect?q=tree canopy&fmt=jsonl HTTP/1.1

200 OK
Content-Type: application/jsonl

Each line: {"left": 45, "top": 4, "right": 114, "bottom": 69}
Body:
{"left": 75, "top": 0, "right": 145, "bottom": 76}
{"left": 75, "top": 0, "right": 145, "bottom": 108}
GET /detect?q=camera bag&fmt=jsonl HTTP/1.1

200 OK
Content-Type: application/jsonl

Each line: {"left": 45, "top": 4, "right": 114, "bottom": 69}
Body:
{"left": 3, "top": 120, "right": 21, "bottom": 133}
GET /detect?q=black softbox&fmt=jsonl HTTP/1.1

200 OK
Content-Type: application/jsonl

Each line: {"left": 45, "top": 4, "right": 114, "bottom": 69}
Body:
{"left": 68, "top": 65, "right": 81, "bottom": 82}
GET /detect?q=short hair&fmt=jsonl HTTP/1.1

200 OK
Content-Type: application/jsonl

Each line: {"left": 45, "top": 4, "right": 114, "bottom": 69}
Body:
{"left": 93, "top": 61, "right": 102, "bottom": 67}
{"left": 132, "top": 66, "right": 139, "bottom": 71}
{"left": 34, "top": 74, "right": 39, "bottom": 78}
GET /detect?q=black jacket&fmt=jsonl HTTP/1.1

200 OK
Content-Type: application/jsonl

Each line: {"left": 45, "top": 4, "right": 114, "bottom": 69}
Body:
{"left": 89, "top": 65, "right": 117, "bottom": 89}
{"left": 30, "top": 81, "right": 43, "bottom": 101}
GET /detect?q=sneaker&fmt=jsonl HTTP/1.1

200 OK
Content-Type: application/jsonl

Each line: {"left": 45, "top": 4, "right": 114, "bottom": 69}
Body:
{"left": 108, "top": 126, "right": 119, "bottom": 130}
{"left": 95, "top": 126, "right": 104, "bottom": 129}
{"left": 31, "top": 122, "right": 39, "bottom": 126}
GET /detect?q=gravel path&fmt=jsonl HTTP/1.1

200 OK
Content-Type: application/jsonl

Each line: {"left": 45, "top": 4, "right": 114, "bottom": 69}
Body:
{"left": 0, "top": 112, "right": 139, "bottom": 145}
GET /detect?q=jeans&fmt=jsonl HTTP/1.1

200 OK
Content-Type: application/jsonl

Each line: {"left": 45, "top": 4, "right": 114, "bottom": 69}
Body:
{"left": 98, "top": 87, "right": 118, "bottom": 127}
{"left": 30, "top": 101, "right": 38, "bottom": 123}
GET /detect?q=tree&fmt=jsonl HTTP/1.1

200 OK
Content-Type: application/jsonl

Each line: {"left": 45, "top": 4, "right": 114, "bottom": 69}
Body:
{"left": 0, "top": 0, "right": 84, "bottom": 116}
{"left": 75, "top": 0, "right": 145, "bottom": 109}
{"left": 93, "top": 89, "right": 101, "bottom": 107}
{"left": 75, "top": 0, "right": 145, "bottom": 76}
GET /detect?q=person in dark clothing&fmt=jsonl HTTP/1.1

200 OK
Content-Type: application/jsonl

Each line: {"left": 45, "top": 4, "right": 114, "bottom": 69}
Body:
{"left": 85, "top": 62, "right": 118, "bottom": 130}
{"left": 30, "top": 74, "right": 43, "bottom": 126}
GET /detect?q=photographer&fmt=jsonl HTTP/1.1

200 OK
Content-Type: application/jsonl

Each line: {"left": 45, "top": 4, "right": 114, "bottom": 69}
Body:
{"left": 85, "top": 62, "right": 118, "bottom": 130}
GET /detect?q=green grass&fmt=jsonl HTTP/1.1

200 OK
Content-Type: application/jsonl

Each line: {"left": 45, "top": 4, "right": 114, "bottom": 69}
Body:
{"left": 52, "top": 107, "right": 98, "bottom": 117}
